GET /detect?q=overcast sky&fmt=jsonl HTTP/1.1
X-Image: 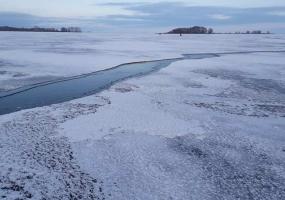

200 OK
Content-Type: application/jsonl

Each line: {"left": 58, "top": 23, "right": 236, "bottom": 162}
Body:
{"left": 0, "top": 0, "right": 284, "bottom": 32}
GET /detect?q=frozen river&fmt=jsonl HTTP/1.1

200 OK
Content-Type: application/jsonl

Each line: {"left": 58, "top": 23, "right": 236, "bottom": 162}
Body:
{"left": 0, "top": 33, "right": 284, "bottom": 200}
{"left": 0, "top": 50, "right": 284, "bottom": 115}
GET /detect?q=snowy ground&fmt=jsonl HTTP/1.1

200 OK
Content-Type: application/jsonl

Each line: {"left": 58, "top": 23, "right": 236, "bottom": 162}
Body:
{"left": 0, "top": 33, "right": 285, "bottom": 199}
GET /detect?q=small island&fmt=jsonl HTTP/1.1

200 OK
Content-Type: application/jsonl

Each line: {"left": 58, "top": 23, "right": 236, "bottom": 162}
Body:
{"left": 161, "top": 26, "right": 272, "bottom": 35}
{"left": 167, "top": 26, "right": 213, "bottom": 34}
{"left": 0, "top": 26, "right": 82, "bottom": 33}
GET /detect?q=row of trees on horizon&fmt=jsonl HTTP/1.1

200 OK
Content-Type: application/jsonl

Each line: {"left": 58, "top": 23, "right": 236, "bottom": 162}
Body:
{"left": 165, "top": 26, "right": 272, "bottom": 35}
{"left": 167, "top": 26, "right": 213, "bottom": 34}
{"left": 0, "top": 26, "right": 82, "bottom": 33}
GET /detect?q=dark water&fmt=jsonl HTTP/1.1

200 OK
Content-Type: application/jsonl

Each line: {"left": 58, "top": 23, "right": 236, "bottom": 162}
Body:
{"left": 0, "top": 54, "right": 218, "bottom": 115}
{"left": 0, "top": 50, "right": 284, "bottom": 115}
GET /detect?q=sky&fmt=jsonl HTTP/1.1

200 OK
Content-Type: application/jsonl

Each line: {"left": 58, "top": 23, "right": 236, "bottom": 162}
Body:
{"left": 0, "top": 0, "right": 285, "bottom": 32}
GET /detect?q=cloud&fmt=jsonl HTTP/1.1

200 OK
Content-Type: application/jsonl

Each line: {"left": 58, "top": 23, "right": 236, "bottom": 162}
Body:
{"left": 210, "top": 14, "right": 232, "bottom": 20}
{"left": 1, "top": 0, "right": 285, "bottom": 18}
{"left": 0, "top": 12, "right": 52, "bottom": 27}
{"left": 0, "top": 0, "right": 146, "bottom": 18}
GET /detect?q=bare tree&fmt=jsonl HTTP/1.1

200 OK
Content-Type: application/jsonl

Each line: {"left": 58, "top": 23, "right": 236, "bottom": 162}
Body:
{"left": 208, "top": 28, "right": 214, "bottom": 34}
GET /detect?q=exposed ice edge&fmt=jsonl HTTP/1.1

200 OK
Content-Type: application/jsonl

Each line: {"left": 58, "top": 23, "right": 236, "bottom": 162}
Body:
{"left": 0, "top": 50, "right": 284, "bottom": 100}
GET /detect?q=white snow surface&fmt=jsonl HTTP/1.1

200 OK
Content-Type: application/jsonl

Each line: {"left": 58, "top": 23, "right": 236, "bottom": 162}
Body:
{"left": 59, "top": 53, "right": 285, "bottom": 199}
{"left": 0, "top": 33, "right": 285, "bottom": 199}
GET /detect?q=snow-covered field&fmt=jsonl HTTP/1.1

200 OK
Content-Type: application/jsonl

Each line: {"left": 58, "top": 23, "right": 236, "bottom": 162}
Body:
{"left": 0, "top": 33, "right": 285, "bottom": 199}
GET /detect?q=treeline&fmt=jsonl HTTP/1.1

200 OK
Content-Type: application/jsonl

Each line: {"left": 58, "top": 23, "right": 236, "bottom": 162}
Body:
{"left": 167, "top": 26, "right": 214, "bottom": 34}
{"left": 223, "top": 30, "right": 271, "bottom": 34}
{"left": 0, "top": 26, "right": 82, "bottom": 33}
{"left": 164, "top": 26, "right": 272, "bottom": 35}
